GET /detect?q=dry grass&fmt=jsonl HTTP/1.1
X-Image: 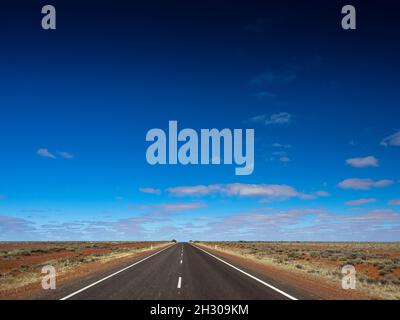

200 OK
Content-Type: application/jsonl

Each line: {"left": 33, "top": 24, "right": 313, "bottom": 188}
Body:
{"left": 197, "top": 241, "right": 400, "bottom": 300}
{"left": 0, "top": 241, "right": 171, "bottom": 296}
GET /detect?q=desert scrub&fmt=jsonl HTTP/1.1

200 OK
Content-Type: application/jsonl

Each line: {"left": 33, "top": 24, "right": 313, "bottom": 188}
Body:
{"left": 199, "top": 241, "right": 400, "bottom": 299}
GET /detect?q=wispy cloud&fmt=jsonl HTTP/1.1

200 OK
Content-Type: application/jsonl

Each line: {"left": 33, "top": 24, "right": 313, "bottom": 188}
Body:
{"left": 159, "top": 203, "right": 206, "bottom": 211}
{"left": 346, "top": 156, "right": 379, "bottom": 168}
{"left": 272, "top": 143, "right": 291, "bottom": 148}
{"left": 388, "top": 199, "right": 400, "bottom": 206}
{"left": 349, "top": 140, "right": 357, "bottom": 146}
{"left": 270, "top": 143, "right": 292, "bottom": 162}
{"left": 380, "top": 131, "right": 400, "bottom": 147}
{"left": 31, "top": 211, "right": 194, "bottom": 241}
{"left": 37, "top": 148, "right": 56, "bottom": 159}
{"left": 39, "top": 218, "right": 151, "bottom": 240}
{"left": 192, "top": 208, "right": 400, "bottom": 241}
{"left": 2, "top": 205, "right": 399, "bottom": 241}
{"left": 128, "top": 202, "right": 206, "bottom": 214}
{"left": 0, "top": 216, "right": 37, "bottom": 240}
{"left": 279, "top": 156, "right": 290, "bottom": 163}
{"left": 272, "top": 151, "right": 287, "bottom": 157}
{"left": 167, "top": 183, "right": 328, "bottom": 202}
{"left": 345, "top": 198, "right": 376, "bottom": 206}
{"left": 139, "top": 187, "right": 161, "bottom": 195}
{"left": 166, "top": 185, "right": 211, "bottom": 197}
{"left": 343, "top": 209, "right": 399, "bottom": 221}
{"left": 249, "top": 112, "right": 292, "bottom": 126}
{"left": 37, "top": 148, "right": 74, "bottom": 159}
{"left": 338, "top": 178, "right": 394, "bottom": 190}
{"left": 314, "top": 191, "right": 331, "bottom": 197}
{"left": 265, "top": 112, "right": 293, "bottom": 125}
{"left": 57, "top": 151, "right": 74, "bottom": 159}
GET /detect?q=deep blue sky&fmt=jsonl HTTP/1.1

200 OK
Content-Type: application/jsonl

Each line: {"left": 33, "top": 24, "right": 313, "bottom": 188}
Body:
{"left": 0, "top": 0, "right": 399, "bottom": 241}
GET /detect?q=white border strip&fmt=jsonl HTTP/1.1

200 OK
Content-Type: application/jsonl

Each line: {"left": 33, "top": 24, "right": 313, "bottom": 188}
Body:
{"left": 192, "top": 244, "right": 298, "bottom": 300}
{"left": 60, "top": 244, "right": 175, "bottom": 300}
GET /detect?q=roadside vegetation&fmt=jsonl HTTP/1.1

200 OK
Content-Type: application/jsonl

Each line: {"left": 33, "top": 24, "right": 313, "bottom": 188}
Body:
{"left": 197, "top": 241, "right": 400, "bottom": 300}
{"left": 0, "top": 241, "right": 171, "bottom": 298}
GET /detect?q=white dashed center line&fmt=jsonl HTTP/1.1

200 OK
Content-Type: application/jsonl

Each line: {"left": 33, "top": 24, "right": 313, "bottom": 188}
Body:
{"left": 177, "top": 277, "right": 182, "bottom": 289}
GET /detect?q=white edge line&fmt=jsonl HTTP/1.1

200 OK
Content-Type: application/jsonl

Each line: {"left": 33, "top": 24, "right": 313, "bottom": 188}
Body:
{"left": 60, "top": 244, "right": 175, "bottom": 300}
{"left": 177, "top": 276, "right": 182, "bottom": 289}
{"left": 192, "top": 244, "right": 298, "bottom": 300}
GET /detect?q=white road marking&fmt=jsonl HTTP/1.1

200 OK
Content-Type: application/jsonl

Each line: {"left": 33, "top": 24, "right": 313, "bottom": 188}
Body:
{"left": 192, "top": 245, "right": 298, "bottom": 300}
{"left": 177, "top": 276, "right": 182, "bottom": 289}
{"left": 180, "top": 259, "right": 183, "bottom": 264}
{"left": 60, "top": 244, "right": 175, "bottom": 300}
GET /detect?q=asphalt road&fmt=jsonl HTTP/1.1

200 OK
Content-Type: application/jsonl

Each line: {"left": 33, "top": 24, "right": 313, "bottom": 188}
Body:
{"left": 59, "top": 243, "right": 307, "bottom": 300}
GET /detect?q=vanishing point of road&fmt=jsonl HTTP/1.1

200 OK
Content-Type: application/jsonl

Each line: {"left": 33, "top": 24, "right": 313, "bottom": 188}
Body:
{"left": 55, "top": 243, "right": 312, "bottom": 300}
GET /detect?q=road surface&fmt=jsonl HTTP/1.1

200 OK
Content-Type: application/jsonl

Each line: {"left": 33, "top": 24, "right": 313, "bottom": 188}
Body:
{"left": 58, "top": 243, "right": 311, "bottom": 300}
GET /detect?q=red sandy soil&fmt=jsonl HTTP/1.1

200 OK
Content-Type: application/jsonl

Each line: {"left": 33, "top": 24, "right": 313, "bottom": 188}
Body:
{"left": 0, "top": 242, "right": 160, "bottom": 274}
{"left": 195, "top": 244, "right": 376, "bottom": 300}
{"left": 0, "top": 242, "right": 169, "bottom": 299}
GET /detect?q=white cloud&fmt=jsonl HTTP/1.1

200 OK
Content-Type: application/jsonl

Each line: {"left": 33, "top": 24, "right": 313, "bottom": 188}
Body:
{"left": 270, "top": 144, "right": 292, "bottom": 163}
{"left": 338, "top": 178, "right": 394, "bottom": 190}
{"left": 167, "top": 183, "right": 328, "bottom": 202}
{"left": 265, "top": 112, "right": 292, "bottom": 125}
{"left": 272, "top": 143, "right": 291, "bottom": 148}
{"left": 349, "top": 140, "right": 357, "bottom": 146}
{"left": 129, "top": 202, "right": 206, "bottom": 213}
{"left": 58, "top": 151, "right": 74, "bottom": 159}
{"left": 37, "top": 148, "right": 56, "bottom": 159}
{"left": 0, "top": 215, "right": 36, "bottom": 236}
{"left": 166, "top": 185, "right": 211, "bottom": 197}
{"left": 314, "top": 191, "right": 331, "bottom": 197}
{"left": 272, "top": 151, "right": 287, "bottom": 156}
{"left": 249, "top": 114, "right": 267, "bottom": 123}
{"left": 193, "top": 207, "right": 400, "bottom": 241}
{"left": 388, "top": 199, "right": 400, "bottom": 206}
{"left": 345, "top": 198, "right": 376, "bottom": 206}
{"left": 346, "top": 156, "right": 379, "bottom": 168}
{"left": 37, "top": 149, "right": 74, "bottom": 159}
{"left": 159, "top": 203, "right": 206, "bottom": 211}
{"left": 343, "top": 209, "right": 399, "bottom": 221}
{"left": 381, "top": 131, "right": 400, "bottom": 147}
{"left": 249, "top": 112, "right": 292, "bottom": 126}
{"left": 139, "top": 187, "right": 161, "bottom": 195}
{"left": 222, "top": 184, "right": 299, "bottom": 198}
